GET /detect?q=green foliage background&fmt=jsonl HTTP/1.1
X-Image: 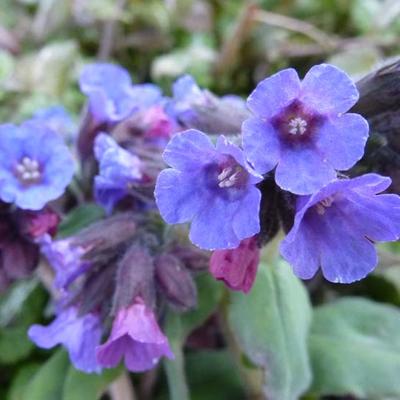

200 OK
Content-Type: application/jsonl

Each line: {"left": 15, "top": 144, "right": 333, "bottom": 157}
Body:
{"left": 1, "top": 1, "right": 400, "bottom": 399}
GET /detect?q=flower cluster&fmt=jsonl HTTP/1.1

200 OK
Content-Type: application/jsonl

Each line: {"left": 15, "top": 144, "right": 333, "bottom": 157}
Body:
{"left": 155, "top": 63, "right": 400, "bottom": 287}
{"left": 0, "top": 60, "right": 395, "bottom": 376}
{"left": 25, "top": 64, "right": 209, "bottom": 374}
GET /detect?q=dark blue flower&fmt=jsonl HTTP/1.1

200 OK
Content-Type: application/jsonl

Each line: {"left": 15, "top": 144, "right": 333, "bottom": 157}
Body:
{"left": 155, "top": 129, "right": 262, "bottom": 250}
{"left": 94, "top": 133, "right": 143, "bottom": 213}
{"left": 79, "top": 63, "right": 162, "bottom": 124}
{"left": 0, "top": 121, "right": 74, "bottom": 210}
{"left": 242, "top": 64, "right": 369, "bottom": 194}
{"left": 280, "top": 174, "right": 400, "bottom": 283}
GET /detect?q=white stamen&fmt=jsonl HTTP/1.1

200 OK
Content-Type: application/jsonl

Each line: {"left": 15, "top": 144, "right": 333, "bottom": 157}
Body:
{"left": 217, "top": 167, "right": 241, "bottom": 188}
{"left": 288, "top": 117, "right": 307, "bottom": 135}
{"left": 316, "top": 196, "right": 334, "bottom": 215}
{"left": 15, "top": 157, "right": 41, "bottom": 183}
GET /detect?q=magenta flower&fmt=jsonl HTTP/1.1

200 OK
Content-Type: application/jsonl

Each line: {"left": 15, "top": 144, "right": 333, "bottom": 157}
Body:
{"left": 96, "top": 298, "right": 173, "bottom": 372}
{"left": 155, "top": 129, "right": 263, "bottom": 250}
{"left": 0, "top": 121, "right": 74, "bottom": 210}
{"left": 28, "top": 307, "right": 102, "bottom": 373}
{"left": 210, "top": 236, "right": 260, "bottom": 293}
{"left": 139, "top": 106, "right": 175, "bottom": 142}
{"left": 242, "top": 64, "right": 369, "bottom": 194}
{"left": 280, "top": 174, "right": 400, "bottom": 283}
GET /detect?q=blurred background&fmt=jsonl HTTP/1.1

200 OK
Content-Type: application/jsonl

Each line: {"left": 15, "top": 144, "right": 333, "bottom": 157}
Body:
{"left": 1, "top": 0, "right": 400, "bottom": 122}
{"left": 1, "top": 1, "right": 400, "bottom": 399}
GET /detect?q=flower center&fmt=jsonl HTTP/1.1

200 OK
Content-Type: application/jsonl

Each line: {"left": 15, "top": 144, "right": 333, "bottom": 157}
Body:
{"left": 272, "top": 100, "right": 322, "bottom": 144}
{"left": 217, "top": 165, "right": 244, "bottom": 188}
{"left": 288, "top": 117, "right": 307, "bottom": 135}
{"left": 15, "top": 157, "right": 41, "bottom": 184}
{"left": 315, "top": 196, "right": 334, "bottom": 215}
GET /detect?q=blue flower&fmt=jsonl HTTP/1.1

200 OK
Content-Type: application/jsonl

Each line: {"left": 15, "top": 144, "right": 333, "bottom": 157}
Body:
{"left": 155, "top": 129, "right": 262, "bottom": 250}
{"left": 94, "top": 133, "right": 143, "bottom": 213}
{"left": 242, "top": 64, "right": 369, "bottom": 194}
{"left": 31, "top": 106, "right": 76, "bottom": 143}
{"left": 167, "top": 75, "right": 210, "bottom": 124}
{"left": 280, "top": 174, "right": 400, "bottom": 283}
{"left": 28, "top": 307, "right": 102, "bottom": 373}
{"left": 0, "top": 121, "right": 74, "bottom": 210}
{"left": 40, "top": 234, "right": 90, "bottom": 290}
{"left": 79, "top": 63, "right": 162, "bottom": 124}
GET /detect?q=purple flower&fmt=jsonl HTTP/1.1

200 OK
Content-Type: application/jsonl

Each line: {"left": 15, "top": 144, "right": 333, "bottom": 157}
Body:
{"left": 280, "top": 174, "right": 400, "bottom": 283}
{"left": 96, "top": 298, "right": 173, "bottom": 372}
{"left": 166, "top": 75, "right": 211, "bottom": 125}
{"left": 79, "top": 63, "right": 162, "bottom": 124}
{"left": 0, "top": 121, "right": 74, "bottom": 210}
{"left": 242, "top": 64, "right": 369, "bottom": 194}
{"left": 155, "top": 129, "right": 262, "bottom": 250}
{"left": 94, "top": 133, "right": 143, "bottom": 213}
{"left": 210, "top": 236, "right": 260, "bottom": 293}
{"left": 28, "top": 307, "right": 102, "bottom": 373}
{"left": 40, "top": 234, "right": 90, "bottom": 289}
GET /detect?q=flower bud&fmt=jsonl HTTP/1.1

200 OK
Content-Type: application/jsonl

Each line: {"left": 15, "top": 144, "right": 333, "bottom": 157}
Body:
{"left": 112, "top": 244, "right": 155, "bottom": 313}
{"left": 1, "top": 239, "right": 39, "bottom": 279}
{"left": 155, "top": 254, "right": 197, "bottom": 311}
{"left": 170, "top": 245, "right": 209, "bottom": 271}
{"left": 17, "top": 207, "right": 60, "bottom": 240}
{"left": 210, "top": 236, "right": 259, "bottom": 294}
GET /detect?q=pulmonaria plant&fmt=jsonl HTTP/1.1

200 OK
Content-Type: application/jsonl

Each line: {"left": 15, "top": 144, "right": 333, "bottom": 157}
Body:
{"left": 155, "top": 129, "right": 263, "bottom": 250}
{"left": 242, "top": 64, "right": 369, "bottom": 194}
{"left": 0, "top": 121, "right": 74, "bottom": 210}
{"left": 10, "top": 58, "right": 400, "bottom": 384}
{"left": 280, "top": 174, "right": 400, "bottom": 283}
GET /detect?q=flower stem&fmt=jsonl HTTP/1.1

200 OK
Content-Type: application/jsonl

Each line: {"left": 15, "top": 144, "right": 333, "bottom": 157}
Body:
{"left": 164, "top": 313, "right": 190, "bottom": 400}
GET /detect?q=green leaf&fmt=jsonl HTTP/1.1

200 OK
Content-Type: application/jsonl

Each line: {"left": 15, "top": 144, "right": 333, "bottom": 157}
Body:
{"left": 7, "top": 363, "right": 40, "bottom": 400}
{"left": 310, "top": 297, "right": 400, "bottom": 398}
{"left": 179, "top": 273, "right": 224, "bottom": 339}
{"left": 0, "top": 327, "right": 35, "bottom": 364}
{"left": 186, "top": 350, "right": 245, "bottom": 400}
{"left": 228, "top": 261, "right": 312, "bottom": 400}
{"left": 0, "top": 280, "right": 47, "bottom": 364}
{"left": 62, "top": 366, "right": 122, "bottom": 400}
{"left": 23, "top": 350, "right": 69, "bottom": 400}
{"left": 0, "top": 279, "right": 38, "bottom": 327}
{"left": 58, "top": 204, "right": 105, "bottom": 238}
